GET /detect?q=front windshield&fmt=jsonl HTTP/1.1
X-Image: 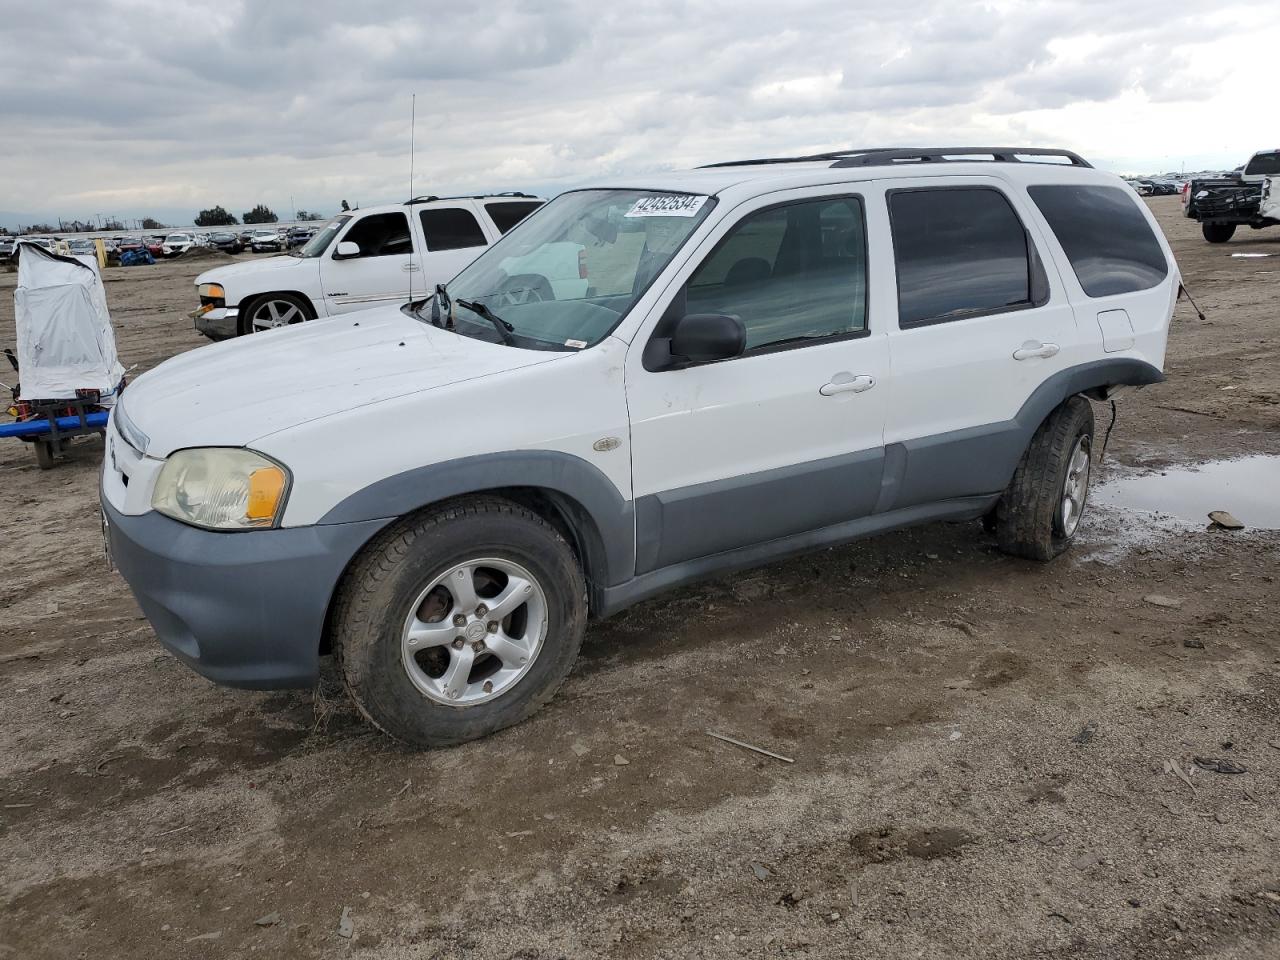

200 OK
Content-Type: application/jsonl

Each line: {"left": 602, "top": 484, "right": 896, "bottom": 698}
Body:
{"left": 441, "top": 189, "right": 716, "bottom": 350}
{"left": 294, "top": 216, "right": 349, "bottom": 258}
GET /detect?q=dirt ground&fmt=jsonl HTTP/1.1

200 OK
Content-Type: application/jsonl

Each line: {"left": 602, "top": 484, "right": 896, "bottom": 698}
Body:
{"left": 1, "top": 199, "right": 1278, "bottom": 960}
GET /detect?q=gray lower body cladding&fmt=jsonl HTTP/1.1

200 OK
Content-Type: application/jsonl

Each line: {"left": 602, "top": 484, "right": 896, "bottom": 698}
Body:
{"left": 103, "top": 499, "right": 389, "bottom": 689}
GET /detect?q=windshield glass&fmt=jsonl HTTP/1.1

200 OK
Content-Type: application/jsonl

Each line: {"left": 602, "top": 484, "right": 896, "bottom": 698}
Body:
{"left": 295, "top": 216, "right": 348, "bottom": 258}
{"left": 441, "top": 189, "right": 715, "bottom": 349}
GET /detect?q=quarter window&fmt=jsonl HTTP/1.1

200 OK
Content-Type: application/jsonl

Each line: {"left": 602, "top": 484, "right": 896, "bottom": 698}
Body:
{"left": 685, "top": 196, "right": 868, "bottom": 353}
{"left": 1028, "top": 185, "right": 1169, "bottom": 297}
{"left": 340, "top": 213, "right": 412, "bottom": 258}
{"left": 485, "top": 201, "right": 544, "bottom": 234}
{"left": 419, "top": 207, "right": 488, "bottom": 251}
{"left": 890, "top": 188, "right": 1041, "bottom": 326}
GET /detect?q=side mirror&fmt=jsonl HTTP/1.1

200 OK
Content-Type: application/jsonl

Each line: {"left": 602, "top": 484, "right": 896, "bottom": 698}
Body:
{"left": 670, "top": 313, "right": 746, "bottom": 365}
{"left": 334, "top": 240, "right": 361, "bottom": 259}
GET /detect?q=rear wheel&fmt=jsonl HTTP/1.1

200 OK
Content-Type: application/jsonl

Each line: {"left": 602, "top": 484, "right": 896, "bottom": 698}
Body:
{"left": 332, "top": 497, "right": 587, "bottom": 748}
{"left": 1202, "top": 223, "right": 1236, "bottom": 244}
{"left": 240, "top": 293, "right": 313, "bottom": 335}
{"left": 994, "top": 397, "right": 1095, "bottom": 561}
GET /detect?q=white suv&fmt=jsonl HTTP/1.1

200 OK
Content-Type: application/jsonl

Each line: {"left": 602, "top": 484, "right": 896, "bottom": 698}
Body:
{"left": 102, "top": 147, "right": 1177, "bottom": 747}
{"left": 192, "top": 194, "right": 546, "bottom": 338}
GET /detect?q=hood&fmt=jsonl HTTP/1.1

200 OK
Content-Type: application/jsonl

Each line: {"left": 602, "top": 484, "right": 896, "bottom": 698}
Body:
{"left": 196, "top": 255, "right": 309, "bottom": 286}
{"left": 120, "top": 306, "right": 565, "bottom": 457}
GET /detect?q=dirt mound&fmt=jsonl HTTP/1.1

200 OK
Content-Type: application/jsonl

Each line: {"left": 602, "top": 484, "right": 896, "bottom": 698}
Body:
{"left": 178, "top": 246, "right": 235, "bottom": 263}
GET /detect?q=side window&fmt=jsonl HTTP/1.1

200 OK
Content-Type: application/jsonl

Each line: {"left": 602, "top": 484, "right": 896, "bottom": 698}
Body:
{"left": 1028, "top": 185, "right": 1169, "bottom": 298}
{"left": 890, "top": 187, "right": 1041, "bottom": 326}
{"left": 485, "top": 201, "right": 544, "bottom": 234}
{"left": 341, "top": 213, "right": 412, "bottom": 258}
{"left": 1244, "top": 152, "right": 1280, "bottom": 177}
{"left": 685, "top": 196, "right": 868, "bottom": 353}
{"left": 419, "top": 207, "right": 487, "bottom": 251}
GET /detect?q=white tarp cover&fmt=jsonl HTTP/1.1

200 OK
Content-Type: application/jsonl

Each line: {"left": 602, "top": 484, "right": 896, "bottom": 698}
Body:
{"left": 14, "top": 243, "right": 123, "bottom": 402}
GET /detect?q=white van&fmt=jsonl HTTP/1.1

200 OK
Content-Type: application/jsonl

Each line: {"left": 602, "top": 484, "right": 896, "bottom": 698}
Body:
{"left": 192, "top": 194, "right": 546, "bottom": 338}
{"left": 105, "top": 147, "right": 1178, "bottom": 748}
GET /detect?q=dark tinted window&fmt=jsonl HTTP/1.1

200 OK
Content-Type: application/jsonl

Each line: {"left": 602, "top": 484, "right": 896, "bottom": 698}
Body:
{"left": 890, "top": 188, "right": 1037, "bottom": 326}
{"left": 484, "top": 201, "right": 543, "bottom": 234}
{"left": 1028, "top": 185, "right": 1168, "bottom": 298}
{"left": 419, "top": 207, "right": 487, "bottom": 251}
{"left": 686, "top": 196, "right": 867, "bottom": 352}
{"left": 1244, "top": 152, "right": 1280, "bottom": 176}
{"left": 341, "top": 213, "right": 411, "bottom": 258}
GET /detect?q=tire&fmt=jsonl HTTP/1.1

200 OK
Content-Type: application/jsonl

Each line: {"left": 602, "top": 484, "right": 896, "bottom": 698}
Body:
{"left": 994, "top": 396, "right": 1095, "bottom": 561}
{"left": 332, "top": 497, "right": 587, "bottom": 748}
{"left": 1202, "top": 223, "right": 1236, "bottom": 244}
{"left": 239, "top": 293, "right": 313, "bottom": 335}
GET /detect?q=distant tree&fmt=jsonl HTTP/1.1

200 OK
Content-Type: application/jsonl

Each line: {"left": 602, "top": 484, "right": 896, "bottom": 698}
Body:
{"left": 295, "top": 210, "right": 323, "bottom": 221}
{"left": 140, "top": 217, "right": 164, "bottom": 230}
{"left": 242, "top": 204, "right": 278, "bottom": 224}
{"left": 340, "top": 199, "right": 350, "bottom": 212}
{"left": 24, "top": 223, "right": 57, "bottom": 234}
{"left": 101, "top": 219, "right": 124, "bottom": 231}
{"left": 195, "top": 205, "right": 238, "bottom": 227}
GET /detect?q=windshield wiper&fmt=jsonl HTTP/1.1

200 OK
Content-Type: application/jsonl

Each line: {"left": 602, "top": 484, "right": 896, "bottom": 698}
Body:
{"left": 456, "top": 298, "right": 516, "bottom": 345}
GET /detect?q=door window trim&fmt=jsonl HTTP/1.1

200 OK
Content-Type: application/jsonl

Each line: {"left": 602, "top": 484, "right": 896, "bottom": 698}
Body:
{"left": 886, "top": 185, "right": 1051, "bottom": 330}
{"left": 644, "top": 192, "right": 871, "bottom": 371}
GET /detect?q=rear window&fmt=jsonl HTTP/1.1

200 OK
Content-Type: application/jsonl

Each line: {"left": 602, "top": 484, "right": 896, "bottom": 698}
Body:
{"left": 419, "top": 207, "right": 487, "bottom": 251}
{"left": 485, "top": 201, "right": 543, "bottom": 234}
{"left": 889, "top": 187, "right": 1042, "bottom": 326}
{"left": 1244, "top": 152, "right": 1280, "bottom": 176}
{"left": 1028, "top": 185, "right": 1168, "bottom": 298}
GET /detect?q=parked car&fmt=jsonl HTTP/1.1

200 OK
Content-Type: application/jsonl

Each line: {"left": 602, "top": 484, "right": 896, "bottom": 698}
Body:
{"left": 192, "top": 194, "right": 546, "bottom": 338}
{"left": 247, "top": 229, "right": 285, "bottom": 254}
{"left": 162, "top": 233, "right": 196, "bottom": 257}
{"left": 116, "top": 236, "right": 145, "bottom": 253}
{"left": 286, "top": 226, "right": 315, "bottom": 249}
{"left": 1182, "top": 149, "right": 1280, "bottom": 242}
{"left": 207, "top": 232, "right": 245, "bottom": 254}
{"left": 67, "top": 239, "right": 96, "bottom": 257}
{"left": 145, "top": 237, "right": 165, "bottom": 257}
{"left": 104, "top": 146, "right": 1178, "bottom": 748}
{"left": 0, "top": 236, "right": 16, "bottom": 260}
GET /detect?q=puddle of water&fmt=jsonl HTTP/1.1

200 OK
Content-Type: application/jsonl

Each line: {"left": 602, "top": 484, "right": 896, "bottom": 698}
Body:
{"left": 1092, "top": 455, "right": 1280, "bottom": 530}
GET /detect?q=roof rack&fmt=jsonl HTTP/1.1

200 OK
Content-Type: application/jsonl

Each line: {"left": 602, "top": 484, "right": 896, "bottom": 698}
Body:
{"left": 701, "top": 146, "right": 1092, "bottom": 170}
{"left": 404, "top": 191, "right": 539, "bottom": 205}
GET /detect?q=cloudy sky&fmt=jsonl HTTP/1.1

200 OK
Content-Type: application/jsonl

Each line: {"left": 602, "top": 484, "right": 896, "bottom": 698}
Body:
{"left": 1, "top": 0, "right": 1276, "bottom": 229}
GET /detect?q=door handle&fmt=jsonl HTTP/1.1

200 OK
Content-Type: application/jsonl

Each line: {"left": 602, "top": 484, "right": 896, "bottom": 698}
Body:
{"left": 402, "top": 262, "right": 421, "bottom": 272}
{"left": 819, "top": 374, "right": 876, "bottom": 396}
{"left": 1012, "top": 340, "right": 1060, "bottom": 361}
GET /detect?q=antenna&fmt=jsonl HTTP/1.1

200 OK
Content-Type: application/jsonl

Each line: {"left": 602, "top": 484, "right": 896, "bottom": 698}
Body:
{"left": 407, "top": 93, "right": 416, "bottom": 304}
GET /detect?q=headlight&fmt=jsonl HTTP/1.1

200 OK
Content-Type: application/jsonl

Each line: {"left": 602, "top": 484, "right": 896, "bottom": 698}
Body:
{"left": 152, "top": 448, "right": 290, "bottom": 530}
{"left": 197, "top": 282, "right": 225, "bottom": 302}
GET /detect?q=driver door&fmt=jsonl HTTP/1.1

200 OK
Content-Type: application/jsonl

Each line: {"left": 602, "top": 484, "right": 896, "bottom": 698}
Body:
{"left": 319, "top": 211, "right": 418, "bottom": 314}
{"left": 625, "top": 190, "right": 890, "bottom": 574}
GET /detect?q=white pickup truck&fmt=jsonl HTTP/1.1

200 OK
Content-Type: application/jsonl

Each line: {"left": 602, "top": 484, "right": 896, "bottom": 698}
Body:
{"left": 192, "top": 194, "right": 555, "bottom": 338}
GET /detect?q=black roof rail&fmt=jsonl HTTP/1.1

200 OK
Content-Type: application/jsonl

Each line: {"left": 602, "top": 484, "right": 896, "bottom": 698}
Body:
{"left": 700, "top": 146, "right": 1091, "bottom": 170}
{"left": 404, "top": 191, "right": 540, "bottom": 206}
{"left": 830, "top": 147, "right": 1092, "bottom": 168}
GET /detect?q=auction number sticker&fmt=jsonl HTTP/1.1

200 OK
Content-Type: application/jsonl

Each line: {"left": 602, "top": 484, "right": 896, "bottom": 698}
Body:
{"left": 624, "top": 194, "right": 709, "bottom": 218}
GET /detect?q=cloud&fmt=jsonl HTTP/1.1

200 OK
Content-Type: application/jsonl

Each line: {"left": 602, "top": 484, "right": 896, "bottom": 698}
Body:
{"left": 0, "top": 0, "right": 1275, "bottom": 226}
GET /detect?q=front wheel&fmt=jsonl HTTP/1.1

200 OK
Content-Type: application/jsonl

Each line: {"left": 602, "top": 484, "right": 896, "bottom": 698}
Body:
{"left": 994, "top": 396, "right": 1095, "bottom": 561}
{"left": 332, "top": 497, "right": 587, "bottom": 748}
{"left": 241, "top": 293, "right": 312, "bottom": 335}
{"left": 1202, "top": 223, "right": 1236, "bottom": 244}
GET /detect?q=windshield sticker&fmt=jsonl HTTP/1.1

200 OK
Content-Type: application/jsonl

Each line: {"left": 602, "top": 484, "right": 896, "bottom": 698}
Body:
{"left": 565, "top": 339, "right": 588, "bottom": 349}
{"left": 624, "top": 194, "right": 709, "bottom": 218}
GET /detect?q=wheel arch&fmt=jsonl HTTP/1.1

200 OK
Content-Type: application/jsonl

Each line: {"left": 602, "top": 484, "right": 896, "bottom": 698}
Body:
{"left": 315, "top": 452, "right": 634, "bottom": 649}
{"left": 885, "top": 358, "right": 1163, "bottom": 511}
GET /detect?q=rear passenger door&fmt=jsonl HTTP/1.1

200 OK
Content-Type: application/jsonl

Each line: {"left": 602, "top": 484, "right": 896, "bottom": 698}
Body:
{"left": 418, "top": 204, "right": 491, "bottom": 290}
{"left": 877, "top": 177, "right": 1079, "bottom": 509}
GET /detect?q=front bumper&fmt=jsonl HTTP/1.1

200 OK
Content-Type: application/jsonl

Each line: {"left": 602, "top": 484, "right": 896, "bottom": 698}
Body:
{"left": 192, "top": 305, "right": 238, "bottom": 338}
{"left": 102, "top": 498, "right": 390, "bottom": 689}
